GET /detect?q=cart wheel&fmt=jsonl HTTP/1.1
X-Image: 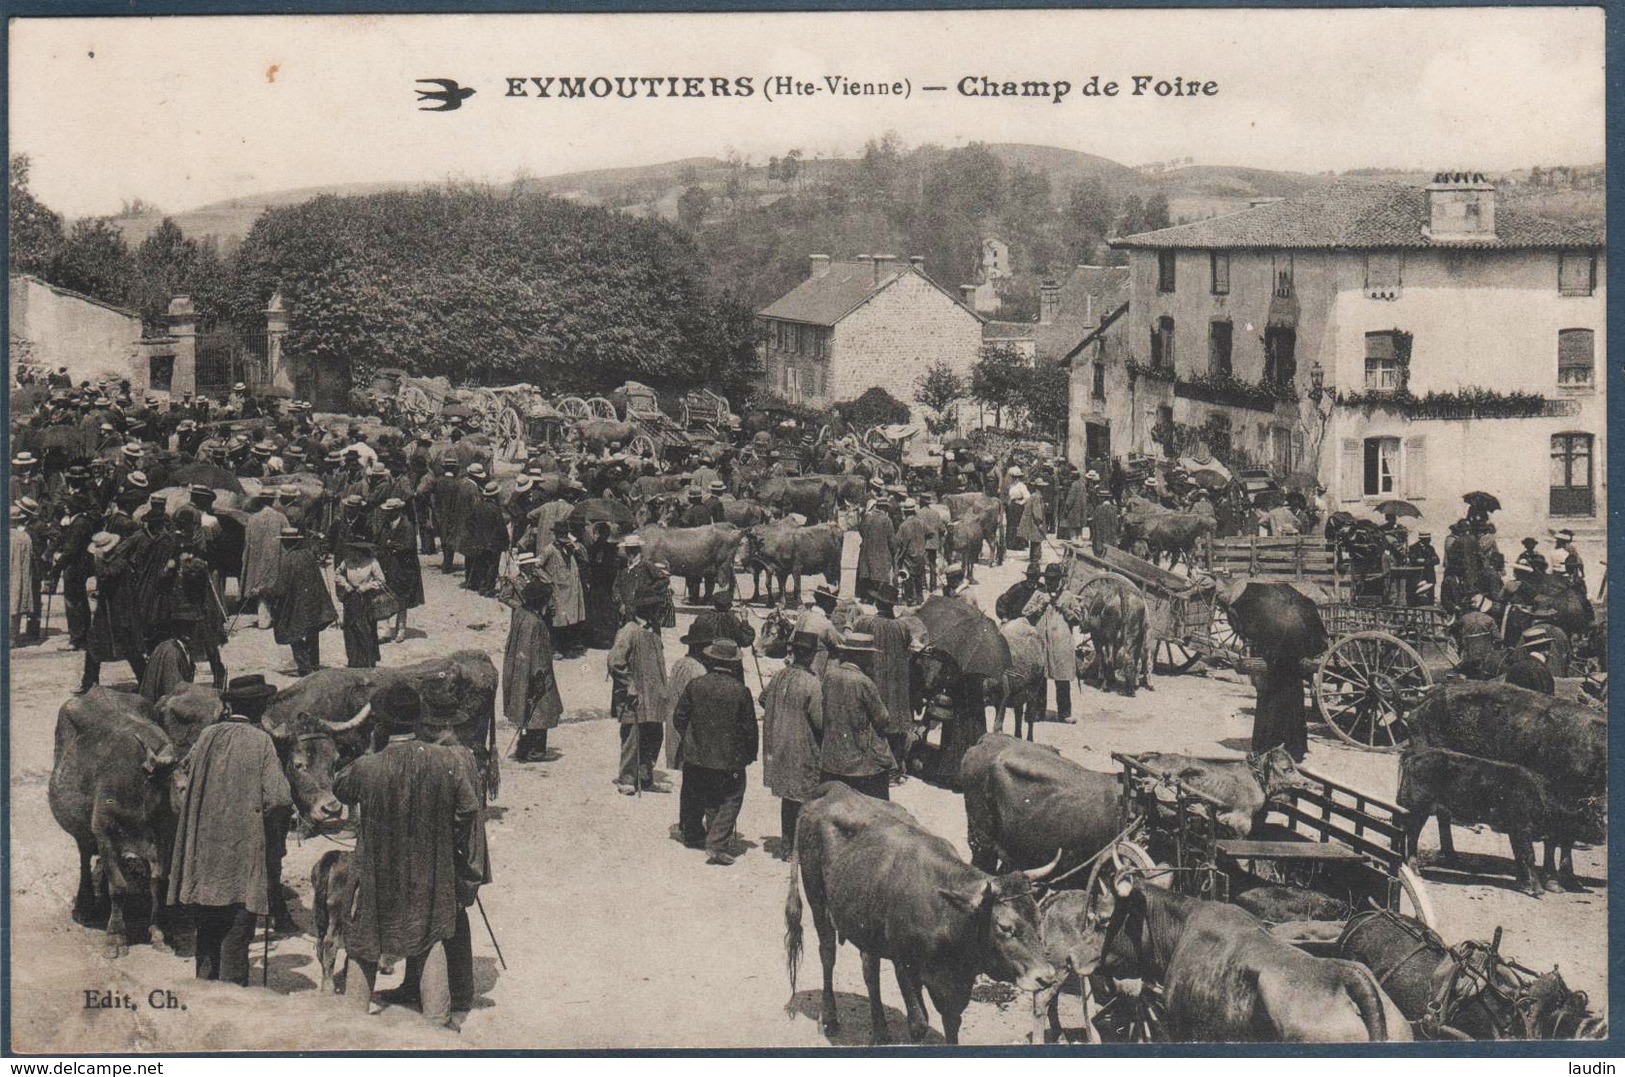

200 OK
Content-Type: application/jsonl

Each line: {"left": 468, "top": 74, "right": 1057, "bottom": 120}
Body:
{"left": 1397, "top": 863, "right": 1437, "bottom": 929}
{"left": 587, "top": 397, "right": 618, "bottom": 421}
{"left": 1314, "top": 631, "right": 1432, "bottom": 751}
{"left": 556, "top": 396, "right": 589, "bottom": 420}
{"left": 1088, "top": 976, "right": 1168, "bottom": 1043}
{"left": 1108, "top": 840, "right": 1172, "bottom": 890}
{"left": 495, "top": 406, "right": 525, "bottom": 461}
{"left": 1156, "top": 639, "right": 1205, "bottom": 674}
{"left": 630, "top": 434, "right": 658, "bottom": 458}
{"left": 1210, "top": 605, "right": 1247, "bottom": 661}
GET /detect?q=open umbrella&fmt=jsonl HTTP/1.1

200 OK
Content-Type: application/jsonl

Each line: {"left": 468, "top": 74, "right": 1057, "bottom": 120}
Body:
{"left": 1252, "top": 490, "right": 1288, "bottom": 511}
{"left": 1463, "top": 491, "right": 1501, "bottom": 513}
{"left": 1374, "top": 499, "right": 1421, "bottom": 518}
{"left": 1188, "top": 467, "right": 1231, "bottom": 491}
{"left": 169, "top": 462, "right": 246, "bottom": 495}
{"left": 913, "top": 595, "right": 1011, "bottom": 678}
{"left": 568, "top": 498, "right": 636, "bottom": 529}
{"left": 1222, "top": 582, "right": 1329, "bottom": 665}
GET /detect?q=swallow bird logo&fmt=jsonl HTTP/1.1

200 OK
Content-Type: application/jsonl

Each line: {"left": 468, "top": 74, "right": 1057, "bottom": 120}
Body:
{"left": 416, "top": 78, "right": 475, "bottom": 112}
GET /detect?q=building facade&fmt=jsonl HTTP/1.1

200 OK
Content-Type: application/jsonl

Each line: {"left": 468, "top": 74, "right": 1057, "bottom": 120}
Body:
{"left": 757, "top": 255, "right": 983, "bottom": 416}
{"left": 1100, "top": 175, "right": 1606, "bottom": 551}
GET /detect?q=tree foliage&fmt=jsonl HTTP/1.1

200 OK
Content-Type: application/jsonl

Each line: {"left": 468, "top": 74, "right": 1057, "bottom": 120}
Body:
{"left": 970, "top": 344, "right": 1029, "bottom": 427}
{"left": 227, "top": 186, "right": 761, "bottom": 395}
{"left": 836, "top": 386, "right": 911, "bottom": 430}
{"left": 914, "top": 359, "right": 965, "bottom": 434}
{"left": 9, "top": 154, "right": 65, "bottom": 276}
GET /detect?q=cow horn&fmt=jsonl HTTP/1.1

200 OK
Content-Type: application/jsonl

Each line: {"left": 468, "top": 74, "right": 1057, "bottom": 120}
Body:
{"left": 321, "top": 702, "right": 371, "bottom": 733}
{"left": 1020, "top": 848, "right": 1064, "bottom": 882}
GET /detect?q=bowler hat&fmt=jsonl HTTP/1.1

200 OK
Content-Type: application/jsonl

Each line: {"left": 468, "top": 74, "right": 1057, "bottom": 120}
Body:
{"left": 790, "top": 630, "right": 821, "bottom": 652}
{"left": 813, "top": 584, "right": 839, "bottom": 605}
{"left": 836, "top": 631, "right": 877, "bottom": 654}
{"left": 223, "top": 674, "right": 277, "bottom": 715}
{"left": 871, "top": 582, "right": 899, "bottom": 606}
{"left": 688, "top": 487, "right": 703, "bottom": 500}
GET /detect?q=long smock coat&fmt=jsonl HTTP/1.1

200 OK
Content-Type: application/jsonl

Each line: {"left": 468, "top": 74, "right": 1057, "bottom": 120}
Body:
{"left": 269, "top": 542, "right": 337, "bottom": 645}
{"left": 855, "top": 508, "right": 896, "bottom": 586}
{"left": 1034, "top": 603, "right": 1078, "bottom": 681}
{"left": 376, "top": 513, "right": 425, "bottom": 609}
{"left": 609, "top": 621, "right": 666, "bottom": 726}
{"left": 503, "top": 596, "right": 564, "bottom": 732}
{"left": 87, "top": 547, "right": 144, "bottom": 662}
{"left": 1016, "top": 490, "right": 1048, "bottom": 543}
{"left": 661, "top": 654, "right": 706, "bottom": 769}
{"left": 1059, "top": 478, "right": 1091, "bottom": 533}
{"left": 333, "top": 739, "right": 482, "bottom": 963}
{"left": 761, "top": 664, "right": 824, "bottom": 801}
{"left": 10, "top": 524, "right": 33, "bottom": 616}
{"left": 538, "top": 540, "right": 586, "bottom": 627}
{"left": 818, "top": 660, "right": 895, "bottom": 778}
{"left": 240, "top": 505, "right": 288, "bottom": 600}
{"left": 431, "top": 474, "right": 465, "bottom": 551}
{"left": 448, "top": 477, "right": 483, "bottom": 553}
{"left": 168, "top": 718, "right": 292, "bottom": 914}
{"left": 853, "top": 612, "right": 914, "bottom": 734}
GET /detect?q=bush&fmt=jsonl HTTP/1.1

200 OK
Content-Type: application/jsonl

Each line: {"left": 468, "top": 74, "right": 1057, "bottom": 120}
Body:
{"left": 837, "top": 386, "right": 912, "bottom": 429}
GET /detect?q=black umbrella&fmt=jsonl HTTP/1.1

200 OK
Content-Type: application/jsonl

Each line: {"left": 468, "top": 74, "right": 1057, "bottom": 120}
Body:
{"left": 1252, "top": 490, "right": 1288, "bottom": 511}
{"left": 568, "top": 498, "right": 635, "bottom": 529}
{"left": 914, "top": 595, "right": 1011, "bottom": 678}
{"left": 1188, "top": 467, "right": 1231, "bottom": 491}
{"left": 1223, "top": 582, "right": 1329, "bottom": 665}
{"left": 1374, "top": 499, "right": 1421, "bottom": 518}
{"left": 169, "top": 462, "right": 246, "bottom": 495}
{"left": 1463, "top": 491, "right": 1501, "bottom": 513}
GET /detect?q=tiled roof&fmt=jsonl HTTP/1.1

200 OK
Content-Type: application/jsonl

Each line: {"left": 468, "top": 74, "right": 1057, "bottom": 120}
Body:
{"left": 758, "top": 261, "right": 981, "bottom": 326}
{"left": 1034, "top": 265, "right": 1129, "bottom": 360}
{"left": 983, "top": 320, "right": 1033, "bottom": 341}
{"left": 1111, "top": 181, "right": 1603, "bottom": 251}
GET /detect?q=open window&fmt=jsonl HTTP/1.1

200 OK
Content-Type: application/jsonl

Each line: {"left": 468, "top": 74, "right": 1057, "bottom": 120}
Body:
{"left": 1550, "top": 432, "right": 1594, "bottom": 516}
{"left": 1557, "top": 328, "right": 1595, "bottom": 389}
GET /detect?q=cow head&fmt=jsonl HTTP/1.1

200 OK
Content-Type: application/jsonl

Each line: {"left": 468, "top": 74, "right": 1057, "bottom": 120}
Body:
{"left": 942, "top": 852, "right": 1061, "bottom": 993}
{"left": 1248, "top": 745, "right": 1310, "bottom": 802}
{"left": 260, "top": 710, "right": 345, "bottom": 831}
{"left": 1517, "top": 969, "right": 1600, "bottom": 1039}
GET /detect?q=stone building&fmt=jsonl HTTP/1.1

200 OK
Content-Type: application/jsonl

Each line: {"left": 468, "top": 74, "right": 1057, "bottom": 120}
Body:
{"left": 1093, "top": 174, "right": 1605, "bottom": 550}
{"left": 8, "top": 273, "right": 141, "bottom": 385}
{"left": 757, "top": 254, "right": 983, "bottom": 415}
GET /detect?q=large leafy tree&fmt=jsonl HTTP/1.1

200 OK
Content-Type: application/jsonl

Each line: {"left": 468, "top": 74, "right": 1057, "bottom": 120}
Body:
{"left": 9, "top": 154, "right": 65, "bottom": 276}
{"left": 970, "top": 344, "right": 1028, "bottom": 428}
{"left": 914, "top": 359, "right": 964, "bottom": 434}
{"left": 52, "top": 217, "right": 134, "bottom": 305}
{"left": 228, "top": 186, "right": 760, "bottom": 394}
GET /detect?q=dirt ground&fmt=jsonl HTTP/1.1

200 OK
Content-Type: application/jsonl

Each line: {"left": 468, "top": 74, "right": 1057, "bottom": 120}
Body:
{"left": 7, "top": 550, "right": 1607, "bottom": 1052}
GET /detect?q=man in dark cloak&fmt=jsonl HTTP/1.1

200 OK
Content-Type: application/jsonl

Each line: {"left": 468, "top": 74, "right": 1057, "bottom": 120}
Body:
{"left": 609, "top": 601, "right": 670, "bottom": 794}
{"left": 240, "top": 490, "right": 288, "bottom": 629}
{"left": 503, "top": 555, "right": 563, "bottom": 763}
{"left": 817, "top": 632, "right": 895, "bottom": 800}
{"left": 855, "top": 497, "right": 896, "bottom": 602}
{"left": 431, "top": 461, "right": 465, "bottom": 574}
{"left": 851, "top": 584, "right": 915, "bottom": 783}
{"left": 672, "top": 638, "right": 758, "bottom": 865}
{"left": 168, "top": 675, "right": 289, "bottom": 985}
{"left": 334, "top": 683, "right": 484, "bottom": 1028}
{"left": 264, "top": 527, "right": 337, "bottom": 676}
{"left": 760, "top": 631, "right": 824, "bottom": 858}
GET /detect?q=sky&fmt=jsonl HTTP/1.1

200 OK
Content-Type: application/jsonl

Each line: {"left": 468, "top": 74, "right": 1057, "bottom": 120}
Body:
{"left": 8, "top": 8, "right": 1606, "bottom": 220}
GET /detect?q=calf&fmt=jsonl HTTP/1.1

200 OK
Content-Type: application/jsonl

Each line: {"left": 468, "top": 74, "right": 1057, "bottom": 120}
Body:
{"left": 1133, "top": 747, "right": 1305, "bottom": 837}
{"left": 311, "top": 849, "right": 355, "bottom": 993}
{"left": 1396, "top": 747, "right": 1593, "bottom": 896}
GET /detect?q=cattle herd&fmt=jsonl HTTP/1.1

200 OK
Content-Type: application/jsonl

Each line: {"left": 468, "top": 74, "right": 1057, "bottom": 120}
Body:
{"left": 18, "top": 381, "right": 1610, "bottom": 1048}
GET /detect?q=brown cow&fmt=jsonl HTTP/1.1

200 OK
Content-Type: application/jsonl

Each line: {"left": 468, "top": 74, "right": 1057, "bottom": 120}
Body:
{"left": 741, "top": 520, "right": 842, "bottom": 604}
{"left": 1132, "top": 747, "right": 1307, "bottom": 836}
{"left": 1065, "top": 577, "right": 1151, "bottom": 696}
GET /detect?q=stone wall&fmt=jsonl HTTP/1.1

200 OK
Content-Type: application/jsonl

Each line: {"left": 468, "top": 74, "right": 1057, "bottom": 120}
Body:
{"left": 8, "top": 274, "right": 142, "bottom": 386}
{"left": 830, "top": 272, "right": 982, "bottom": 416}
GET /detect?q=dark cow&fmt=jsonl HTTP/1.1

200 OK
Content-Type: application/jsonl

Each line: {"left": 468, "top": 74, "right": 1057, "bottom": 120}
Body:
{"left": 1075, "top": 877, "right": 1411, "bottom": 1041}
{"left": 960, "top": 734, "right": 1120, "bottom": 878}
{"left": 1131, "top": 747, "right": 1306, "bottom": 837}
{"left": 942, "top": 492, "right": 1003, "bottom": 566}
{"left": 311, "top": 848, "right": 355, "bottom": 994}
{"left": 1029, "top": 889, "right": 1101, "bottom": 1043}
{"left": 741, "top": 521, "right": 842, "bottom": 604}
{"left": 756, "top": 476, "right": 838, "bottom": 522}
{"left": 153, "top": 682, "right": 226, "bottom": 756}
{"left": 48, "top": 689, "right": 178, "bottom": 956}
{"left": 1411, "top": 683, "right": 1605, "bottom": 891}
{"left": 720, "top": 497, "right": 772, "bottom": 529}
{"left": 1396, "top": 747, "right": 1597, "bottom": 896}
{"left": 1065, "top": 577, "right": 1151, "bottom": 696}
{"left": 1121, "top": 505, "right": 1216, "bottom": 570}
{"left": 784, "top": 782, "right": 1058, "bottom": 1044}
{"left": 638, "top": 523, "right": 746, "bottom": 601}
{"left": 943, "top": 516, "right": 990, "bottom": 583}
{"left": 1338, "top": 910, "right": 1604, "bottom": 1040}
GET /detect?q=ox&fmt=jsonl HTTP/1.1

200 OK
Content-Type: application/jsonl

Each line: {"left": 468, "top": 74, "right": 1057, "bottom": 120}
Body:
{"left": 49, "top": 689, "right": 178, "bottom": 956}
{"left": 756, "top": 476, "right": 838, "bottom": 522}
{"left": 1121, "top": 504, "right": 1216, "bottom": 570}
{"left": 1410, "top": 683, "right": 1605, "bottom": 891}
{"left": 942, "top": 493, "right": 1003, "bottom": 567}
{"left": 1076, "top": 877, "right": 1411, "bottom": 1041}
{"left": 784, "top": 782, "right": 1058, "bottom": 1044}
{"left": 991, "top": 618, "right": 1047, "bottom": 740}
{"left": 1338, "top": 910, "right": 1604, "bottom": 1040}
{"left": 960, "top": 734, "right": 1121, "bottom": 878}
{"left": 638, "top": 523, "right": 746, "bottom": 605}
{"left": 1067, "top": 576, "right": 1151, "bottom": 696}
{"left": 741, "top": 521, "right": 842, "bottom": 604}
{"left": 1131, "top": 748, "right": 1306, "bottom": 837}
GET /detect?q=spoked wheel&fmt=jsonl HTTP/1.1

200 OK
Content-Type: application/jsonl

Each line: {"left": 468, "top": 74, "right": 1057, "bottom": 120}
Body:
{"left": 630, "top": 434, "right": 659, "bottom": 459}
{"left": 495, "top": 406, "right": 525, "bottom": 461}
{"left": 1156, "top": 638, "right": 1206, "bottom": 674}
{"left": 1314, "top": 630, "right": 1432, "bottom": 751}
{"left": 1089, "top": 976, "right": 1169, "bottom": 1043}
{"left": 1208, "top": 605, "right": 1247, "bottom": 663}
{"left": 556, "top": 396, "right": 589, "bottom": 421}
{"left": 587, "top": 397, "right": 618, "bottom": 420}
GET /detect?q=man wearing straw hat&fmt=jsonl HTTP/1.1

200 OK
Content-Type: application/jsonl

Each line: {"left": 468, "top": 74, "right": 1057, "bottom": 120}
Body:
{"left": 817, "top": 631, "right": 895, "bottom": 801}
{"left": 10, "top": 499, "right": 38, "bottom": 645}
{"left": 1552, "top": 528, "right": 1586, "bottom": 596}
{"left": 672, "top": 638, "right": 758, "bottom": 865}
{"left": 169, "top": 674, "right": 289, "bottom": 987}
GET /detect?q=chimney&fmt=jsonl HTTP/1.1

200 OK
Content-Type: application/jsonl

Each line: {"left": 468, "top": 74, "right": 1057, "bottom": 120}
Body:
{"left": 809, "top": 254, "right": 831, "bottom": 279}
{"left": 1039, "top": 280, "right": 1061, "bottom": 326}
{"left": 908, "top": 255, "right": 925, "bottom": 271}
{"left": 1425, "top": 171, "right": 1496, "bottom": 240}
{"left": 871, "top": 254, "right": 895, "bottom": 283}
{"left": 960, "top": 285, "right": 978, "bottom": 306}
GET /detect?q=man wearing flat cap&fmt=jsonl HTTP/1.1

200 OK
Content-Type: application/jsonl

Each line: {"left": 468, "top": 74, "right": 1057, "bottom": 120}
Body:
{"left": 169, "top": 674, "right": 290, "bottom": 985}
{"left": 672, "top": 638, "right": 758, "bottom": 865}
{"left": 335, "top": 683, "right": 487, "bottom": 1028}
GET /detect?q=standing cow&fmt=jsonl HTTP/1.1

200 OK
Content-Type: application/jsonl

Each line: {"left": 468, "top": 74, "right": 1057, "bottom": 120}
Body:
{"left": 1066, "top": 576, "right": 1151, "bottom": 696}
{"left": 742, "top": 521, "right": 842, "bottom": 604}
{"left": 785, "top": 782, "right": 1058, "bottom": 1044}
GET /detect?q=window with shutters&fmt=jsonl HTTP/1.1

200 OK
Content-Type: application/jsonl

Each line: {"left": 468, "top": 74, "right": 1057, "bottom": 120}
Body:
{"left": 1363, "top": 436, "right": 1399, "bottom": 496}
{"left": 1365, "top": 252, "right": 1403, "bottom": 291}
{"left": 1210, "top": 252, "right": 1230, "bottom": 295}
{"left": 1264, "top": 327, "right": 1296, "bottom": 387}
{"left": 1208, "top": 320, "right": 1232, "bottom": 375}
{"left": 1158, "top": 251, "right": 1177, "bottom": 293}
{"left": 1364, "top": 332, "right": 1400, "bottom": 391}
{"left": 1403, "top": 435, "right": 1427, "bottom": 498}
{"left": 1093, "top": 361, "right": 1106, "bottom": 401}
{"left": 1550, "top": 432, "right": 1595, "bottom": 516}
{"left": 1559, "top": 253, "right": 1596, "bottom": 297}
{"left": 1150, "top": 316, "right": 1175, "bottom": 369}
{"left": 1557, "top": 329, "right": 1594, "bottom": 389}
